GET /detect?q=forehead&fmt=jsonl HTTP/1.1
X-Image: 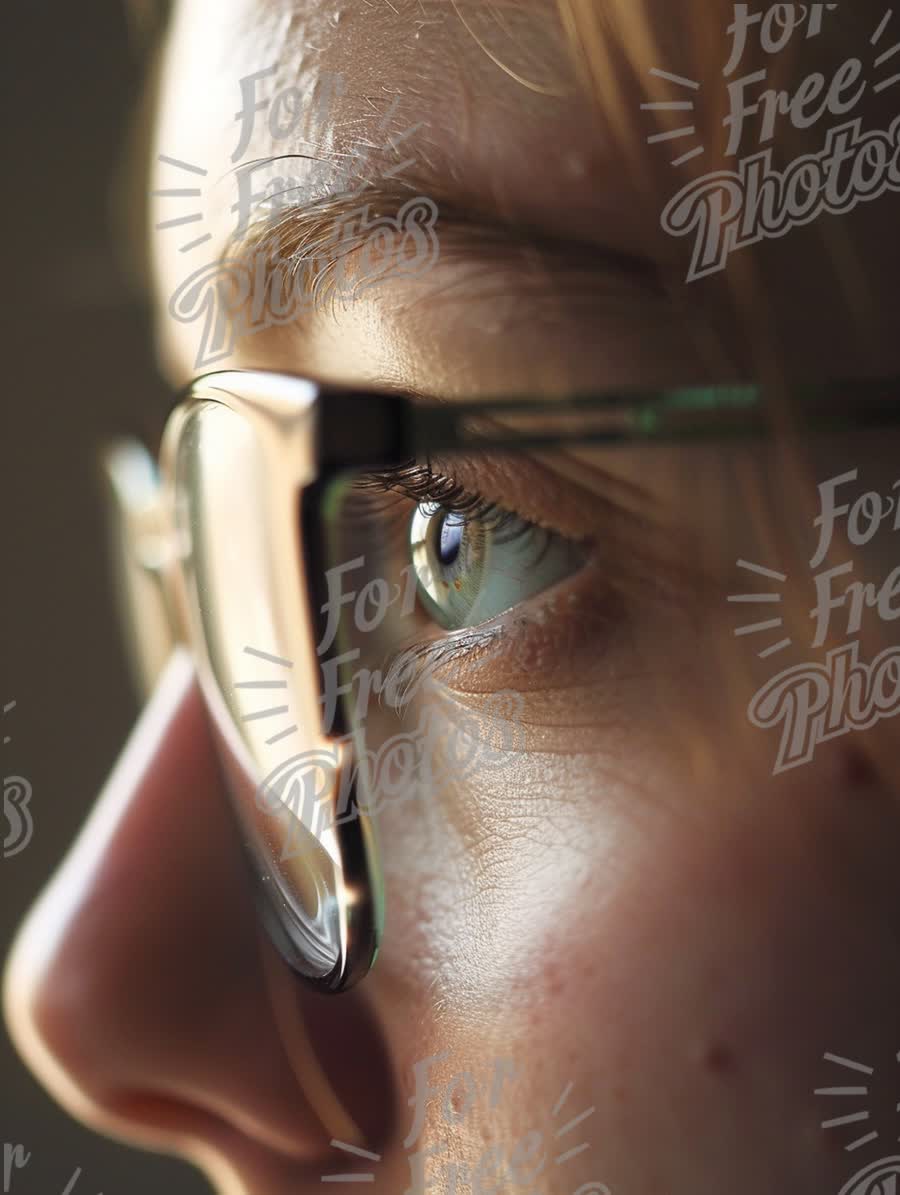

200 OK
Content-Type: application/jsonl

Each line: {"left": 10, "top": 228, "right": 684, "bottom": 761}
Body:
{"left": 151, "top": 0, "right": 900, "bottom": 386}
{"left": 153, "top": 0, "right": 598, "bottom": 208}
{"left": 150, "top": 0, "right": 663, "bottom": 370}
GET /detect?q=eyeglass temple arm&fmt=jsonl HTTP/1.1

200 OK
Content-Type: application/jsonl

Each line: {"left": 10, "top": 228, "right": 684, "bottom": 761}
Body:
{"left": 412, "top": 381, "right": 900, "bottom": 455}
{"left": 319, "top": 379, "right": 900, "bottom": 465}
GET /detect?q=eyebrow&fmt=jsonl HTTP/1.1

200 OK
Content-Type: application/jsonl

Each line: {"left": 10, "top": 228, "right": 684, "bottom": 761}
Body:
{"left": 223, "top": 176, "right": 664, "bottom": 315}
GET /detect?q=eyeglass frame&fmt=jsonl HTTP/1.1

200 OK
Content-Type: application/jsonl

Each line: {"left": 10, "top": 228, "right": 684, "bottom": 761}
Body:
{"left": 103, "top": 368, "right": 900, "bottom": 993}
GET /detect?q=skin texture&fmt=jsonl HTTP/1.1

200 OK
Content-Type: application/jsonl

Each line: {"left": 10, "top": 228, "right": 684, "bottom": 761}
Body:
{"left": 6, "top": 2, "right": 900, "bottom": 1193}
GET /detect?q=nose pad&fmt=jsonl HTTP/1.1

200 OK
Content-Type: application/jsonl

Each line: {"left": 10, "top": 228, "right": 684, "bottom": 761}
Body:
{"left": 100, "top": 438, "right": 178, "bottom": 699}
{"left": 1, "top": 648, "right": 390, "bottom": 1167}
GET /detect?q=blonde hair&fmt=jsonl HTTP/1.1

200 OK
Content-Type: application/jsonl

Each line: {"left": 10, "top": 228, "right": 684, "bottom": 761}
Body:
{"left": 555, "top": 2, "right": 897, "bottom": 783}
{"left": 555, "top": 0, "right": 878, "bottom": 376}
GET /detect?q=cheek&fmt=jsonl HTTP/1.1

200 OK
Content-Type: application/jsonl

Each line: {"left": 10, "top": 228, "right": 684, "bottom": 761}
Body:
{"left": 532, "top": 768, "right": 900, "bottom": 1188}
{"left": 369, "top": 718, "right": 900, "bottom": 1178}
{"left": 368, "top": 735, "right": 619, "bottom": 1004}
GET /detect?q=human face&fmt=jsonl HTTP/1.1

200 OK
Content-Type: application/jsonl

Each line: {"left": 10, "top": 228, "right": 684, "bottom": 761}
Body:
{"left": 6, "top": 3, "right": 900, "bottom": 1195}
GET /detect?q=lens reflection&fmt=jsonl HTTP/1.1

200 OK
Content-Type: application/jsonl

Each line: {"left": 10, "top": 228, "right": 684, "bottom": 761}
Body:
{"left": 166, "top": 395, "right": 378, "bottom": 988}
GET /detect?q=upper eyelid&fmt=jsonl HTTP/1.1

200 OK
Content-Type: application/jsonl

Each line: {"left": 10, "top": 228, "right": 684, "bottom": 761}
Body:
{"left": 354, "top": 462, "right": 526, "bottom": 532}
{"left": 353, "top": 448, "right": 635, "bottom": 548}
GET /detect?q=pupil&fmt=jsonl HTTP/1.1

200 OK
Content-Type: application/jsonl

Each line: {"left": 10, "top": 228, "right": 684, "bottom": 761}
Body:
{"left": 437, "top": 512, "right": 465, "bottom": 566}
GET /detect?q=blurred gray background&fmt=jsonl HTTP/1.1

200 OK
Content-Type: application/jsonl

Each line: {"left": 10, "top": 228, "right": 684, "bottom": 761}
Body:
{"left": 1, "top": 3, "right": 205, "bottom": 1192}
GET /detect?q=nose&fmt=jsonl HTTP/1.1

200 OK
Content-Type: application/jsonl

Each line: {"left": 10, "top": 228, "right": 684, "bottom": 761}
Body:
{"left": 2, "top": 649, "right": 386, "bottom": 1192}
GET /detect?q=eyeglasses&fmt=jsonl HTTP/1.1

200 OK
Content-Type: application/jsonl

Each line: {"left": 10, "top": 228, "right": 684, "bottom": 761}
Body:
{"left": 103, "top": 370, "right": 900, "bottom": 992}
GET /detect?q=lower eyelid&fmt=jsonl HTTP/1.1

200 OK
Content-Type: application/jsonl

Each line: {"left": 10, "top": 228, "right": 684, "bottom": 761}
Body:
{"left": 394, "top": 558, "right": 619, "bottom": 694}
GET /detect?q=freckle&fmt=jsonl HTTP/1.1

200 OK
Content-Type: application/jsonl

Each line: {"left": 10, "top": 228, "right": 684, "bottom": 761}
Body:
{"left": 546, "top": 974, "right": 563, "bottom": 998}
{"left": 821, "top": 1124, "right": 848, "bottom": 1155}
{"left": 562, "top": 150, "right": 587, "bottom": 178}
{"left": 840, "top": 745, "right": 879, "bottom": 789}
{"left": 704, "top": 1042, "right": 737, "bottom": 1076}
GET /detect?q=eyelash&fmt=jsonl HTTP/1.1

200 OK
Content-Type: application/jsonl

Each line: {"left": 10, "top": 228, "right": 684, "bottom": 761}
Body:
{"left": 355, "top": 461, "right": 529, "bottom": 543}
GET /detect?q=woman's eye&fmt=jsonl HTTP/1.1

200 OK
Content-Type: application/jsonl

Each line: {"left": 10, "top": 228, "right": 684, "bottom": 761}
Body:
{"left": 408, "top": 503, "right": 584, "bottom": 631}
